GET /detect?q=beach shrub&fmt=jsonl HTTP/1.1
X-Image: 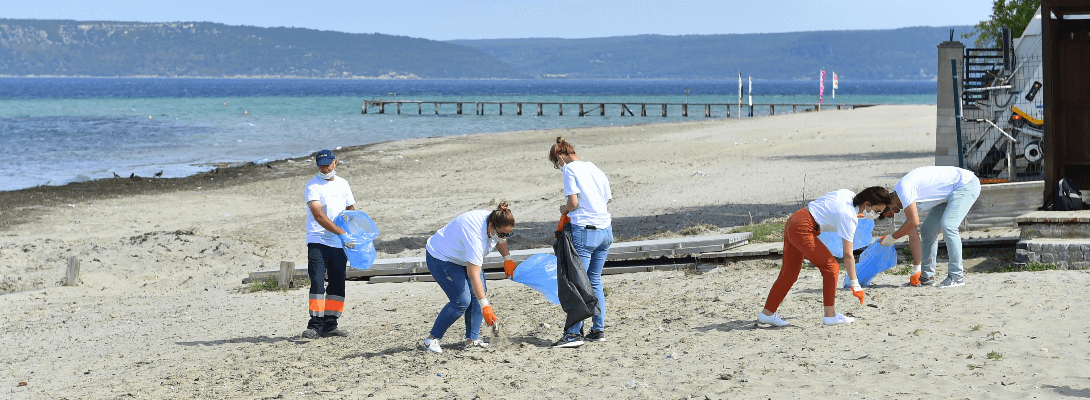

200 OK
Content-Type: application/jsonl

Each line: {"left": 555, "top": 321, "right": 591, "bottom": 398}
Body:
{"left": 729, "top": 221, "right": 785, "bottom": 243}
{"left": 985, "top": 262, "right": 1058, "bottom": 273}
{"left": 248, "top": 277, "right": 310, "bottom": 292}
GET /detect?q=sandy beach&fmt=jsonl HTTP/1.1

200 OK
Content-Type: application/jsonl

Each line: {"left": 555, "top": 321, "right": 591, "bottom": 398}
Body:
{"left": 3, "top": 105, "right": 1089, "bottom": 399}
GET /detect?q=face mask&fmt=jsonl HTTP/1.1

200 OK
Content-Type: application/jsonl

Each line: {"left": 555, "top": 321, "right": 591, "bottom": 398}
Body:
{"left": 318, "top": 169, "right": 336, "bottom": 180}
{"left": 488, "top": 226, "right": 508, "bottom": 245}
{"left": 862, "top": 209, "right": 880, "bottom": 220}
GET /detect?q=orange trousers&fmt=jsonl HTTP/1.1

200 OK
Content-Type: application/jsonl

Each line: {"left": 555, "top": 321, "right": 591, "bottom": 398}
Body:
{"left": 762, "top": 208, "right": 841, "bottom": 313}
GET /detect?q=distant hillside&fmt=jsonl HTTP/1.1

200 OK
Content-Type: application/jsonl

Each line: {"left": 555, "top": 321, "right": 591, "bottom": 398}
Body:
{"left": 451, "top": 27, "right": 977, "bottom": 80}
{"left": 0, "top": 19, "right": 527, "bottom": 79}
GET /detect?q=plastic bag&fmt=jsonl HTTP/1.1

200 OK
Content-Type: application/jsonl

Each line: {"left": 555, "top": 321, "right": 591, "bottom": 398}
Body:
{"left": 333, "top": 210, "right": 380, "bottom": 270}
{"left": 818, "top": 218, "right": 875, "bottom": 258}
{"left": 511, "top": 253, "right": 560, "bottom": 305}
{"left": 843, "top": 241, "right": 898, "bottom": 288}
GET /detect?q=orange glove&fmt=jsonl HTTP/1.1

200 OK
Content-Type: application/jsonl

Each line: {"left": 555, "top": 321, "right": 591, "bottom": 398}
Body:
{"left": 852, "top": 288, "right": 865, "bottom": 304}
{"left": 557, "top": 215, "right": 571, "bottom": 231}
{"left": 482, "top": 305, "right": 497, "bottom": 326}
{"left": 850, "top": 279, "right": 864, "bottom": 304}
{"left": 503, "top": 258, "right": 517, "bottom": 278}
{"left": 909, "top": 264, "right": 922, "bottom": 286}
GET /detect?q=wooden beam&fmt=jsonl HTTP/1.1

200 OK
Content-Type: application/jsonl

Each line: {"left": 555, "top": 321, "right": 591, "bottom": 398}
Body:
{"left": 64, "top": 257, "right": 80, "bottom": 286}
{"left": 279, "top": 261, "right": 294, "bottom": 288}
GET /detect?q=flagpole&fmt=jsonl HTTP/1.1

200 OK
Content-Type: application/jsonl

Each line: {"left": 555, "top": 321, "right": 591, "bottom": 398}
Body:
{"left": 748, "top": 76, "right": 753, "bottom": 117}
{"left": 737, "top": 72, "right": 742, "bottom": 118}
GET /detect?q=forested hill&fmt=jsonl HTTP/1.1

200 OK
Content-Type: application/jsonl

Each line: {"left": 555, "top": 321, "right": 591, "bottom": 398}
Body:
{"left": 451, "top": 26, "right": 977, "bottom": 80}
{"left": 0, "top": 19, "right": 528, "bottom": 78}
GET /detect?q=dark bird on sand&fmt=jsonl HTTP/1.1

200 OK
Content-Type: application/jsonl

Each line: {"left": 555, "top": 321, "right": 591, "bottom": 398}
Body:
{"left": 129, "top": 173, "right": 136, "bottom": 179}
{"left": 154, "top": 170, "right": 163, "bottom": 178}
{"left": 113, "top": 172, "right": 121, "bottom": 178}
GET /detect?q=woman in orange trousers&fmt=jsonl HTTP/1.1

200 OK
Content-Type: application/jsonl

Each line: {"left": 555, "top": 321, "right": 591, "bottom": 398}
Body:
{"left": 757, "top": 187, "right": 894, "bottom": 327}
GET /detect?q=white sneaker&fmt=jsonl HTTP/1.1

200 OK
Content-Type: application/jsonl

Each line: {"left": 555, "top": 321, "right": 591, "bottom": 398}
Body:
{"left": 822, "top": 313, "right": 855, "bottom": 326}
{"left": 756, "top": 312, "right": 789, "bottom": 327}
{"left": 465, "top": 339, "right": 489, "bottom": 349}
{"left": 424, "top": 337, "right": 442, "bottom": 353}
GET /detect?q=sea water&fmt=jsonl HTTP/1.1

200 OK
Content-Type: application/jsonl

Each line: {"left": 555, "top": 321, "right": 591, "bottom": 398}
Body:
{"left": 0, "top": 77, "right": 935, "bottom": 192}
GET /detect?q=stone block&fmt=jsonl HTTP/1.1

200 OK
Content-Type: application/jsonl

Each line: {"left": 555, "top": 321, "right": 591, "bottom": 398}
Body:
{"left": 1070, "top": 251, "right": 1084, "bottom": 262}
{"left": 1041, "top": 253, "right": 1055, "bottom": 263}
{"left": 1015, "top": 249, "right": 1030, "bottom": 263}
{"left": 1072, "top": 262, "right": 1090, "bottom": 270}
{"left": 1029, "top": 242, "right": 1042, "bottom": 252}
{"left": 1030, "top": 253, "right": 1040, "bottom": 263}
{"left": 1057, "top": 261, "right": 1069, "bottom": 269}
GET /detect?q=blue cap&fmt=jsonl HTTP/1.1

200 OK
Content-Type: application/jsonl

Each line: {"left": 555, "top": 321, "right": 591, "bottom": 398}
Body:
{"left": 315, "top": 149, "right": 335, "bottom": 166}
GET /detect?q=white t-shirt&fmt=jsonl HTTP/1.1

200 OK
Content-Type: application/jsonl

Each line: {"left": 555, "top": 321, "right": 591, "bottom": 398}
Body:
{"left": 426, "top": 210, "right": 498, "bottom": 267}
{"left": 562, "top": 160, "right": 612, "bottom": 228}
{"left": 808, "top": 189, "right": 860, "bottom": 244}
{"left": 304, "top": 175, "right": 356, "bottom": 247}
{"left": 894, "top": 166, "right": 977, "bottom": 212}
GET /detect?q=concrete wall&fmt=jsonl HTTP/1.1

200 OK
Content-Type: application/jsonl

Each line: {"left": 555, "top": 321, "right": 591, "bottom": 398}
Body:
{"left": 936, "top": 41, "right": 966, "bottom": 167}
{"left": 964, "top": 180, "right": 1045, "bottom": 229}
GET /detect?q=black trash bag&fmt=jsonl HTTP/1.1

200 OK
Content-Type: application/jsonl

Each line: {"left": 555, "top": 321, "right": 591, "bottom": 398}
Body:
{"left": 554, "top": 220, "right": 599, "bottom": 332}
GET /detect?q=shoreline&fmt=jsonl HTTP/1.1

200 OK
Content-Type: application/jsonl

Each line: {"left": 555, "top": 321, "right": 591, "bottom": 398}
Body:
{"left": 9, "top": 104, "right": 1089, "bottom": 398}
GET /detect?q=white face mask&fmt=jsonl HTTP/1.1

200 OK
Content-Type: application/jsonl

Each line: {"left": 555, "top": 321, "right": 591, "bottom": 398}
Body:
{"left": 318, "top": 169, "right": 336, "bottom": 180}
{"left": 862, "top": 209, "right": 880, "bottom": 220}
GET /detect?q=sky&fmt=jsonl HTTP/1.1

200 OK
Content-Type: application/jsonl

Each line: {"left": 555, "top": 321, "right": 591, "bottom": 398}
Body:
{"left": 7, "top": 0, "right": 993, "bottom": 41}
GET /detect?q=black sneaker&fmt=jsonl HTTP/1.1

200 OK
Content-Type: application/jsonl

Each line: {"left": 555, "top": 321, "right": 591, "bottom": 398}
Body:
{"left": 320, "top": 328, "right": 348, "bottom": 338}
{"left": 301, "top": 328, "right": 319, "bottom": 339}
{"left": 919, "top": 275, "right": 936, "bottom": 287}
{"left": 552, "top": 333, "right": 585, "bottom": 348}
{"left": 585, "top": 330, "right": 606, "bottom": 342}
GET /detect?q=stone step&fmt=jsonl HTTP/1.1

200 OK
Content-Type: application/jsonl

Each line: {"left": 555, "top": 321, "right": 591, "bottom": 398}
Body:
{"left": 1014, "top": 238, "right": 1090, "bottom": 269}
{"left": 1016, "top": 210, "right": 1090, "bottom": 239}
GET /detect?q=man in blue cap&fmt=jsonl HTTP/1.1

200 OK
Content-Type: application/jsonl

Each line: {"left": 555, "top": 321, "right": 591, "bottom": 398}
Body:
{"left": 302, "top": 149, "right": 357, "bottom": 339}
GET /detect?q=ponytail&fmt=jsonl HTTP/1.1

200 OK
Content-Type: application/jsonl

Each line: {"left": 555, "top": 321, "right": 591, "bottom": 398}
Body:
{"left": 488, "top": 201, "right": 515, "bottom": 228}
{"left": 548, "top": 137, "right": 577, "bottom": 165}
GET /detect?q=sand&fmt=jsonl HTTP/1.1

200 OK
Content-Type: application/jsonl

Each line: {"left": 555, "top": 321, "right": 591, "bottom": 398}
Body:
{"left": 3, "top": 105, "right": 1089, "bottom": 398}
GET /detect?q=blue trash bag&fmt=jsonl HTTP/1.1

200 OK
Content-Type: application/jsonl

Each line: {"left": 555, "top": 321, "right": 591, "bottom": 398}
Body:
{"left": 333, "top": 210, "right": 380, "bottom": 270}
{"left": 843, "top": 241, "right": 898, "bottom": 288}
{"left": 818, "top": 218, "right": 876, "bottom": 258}
{"left": 511, "top": 253, "right": 559, "bottom": 305}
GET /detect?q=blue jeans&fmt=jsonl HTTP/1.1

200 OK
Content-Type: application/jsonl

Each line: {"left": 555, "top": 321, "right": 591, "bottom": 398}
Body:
{"left": 307, "top": 243, "right": 347, "bottom": 333}
{"left": 565, "top": 224, "right": 613, "bottom": 334}
{"left": 920, "top": 177, "right": 981, "bottom": 280}
{"left": 427, "top": 252, "right": 487, "bottom": 341}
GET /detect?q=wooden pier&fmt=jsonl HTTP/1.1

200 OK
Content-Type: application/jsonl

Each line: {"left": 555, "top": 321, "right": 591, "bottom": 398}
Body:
{"left": 362, "top": 99, "right": 874, "bottom": 117}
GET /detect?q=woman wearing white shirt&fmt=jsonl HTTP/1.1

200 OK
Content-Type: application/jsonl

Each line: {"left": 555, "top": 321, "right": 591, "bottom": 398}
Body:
{"left": 422, "top": 203, "right": 517, "bottom": 353}
{"left": 880, "top": 166, "right": 981, "bottom": 288}
{"left": 549, "top": 137, "right": 613, "bottom": 348}
{"left": 757, "top": 187, "right": 893, "bottom": 327}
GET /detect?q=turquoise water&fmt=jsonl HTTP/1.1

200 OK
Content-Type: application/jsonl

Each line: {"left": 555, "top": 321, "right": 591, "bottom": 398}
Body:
{"left": 0, "top": 78, "right": 935, "bottom": 192}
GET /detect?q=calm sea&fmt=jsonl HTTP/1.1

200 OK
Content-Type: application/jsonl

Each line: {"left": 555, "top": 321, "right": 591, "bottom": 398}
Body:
{"left": 0, "top": 78, "right": 936, "bottom": 192}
